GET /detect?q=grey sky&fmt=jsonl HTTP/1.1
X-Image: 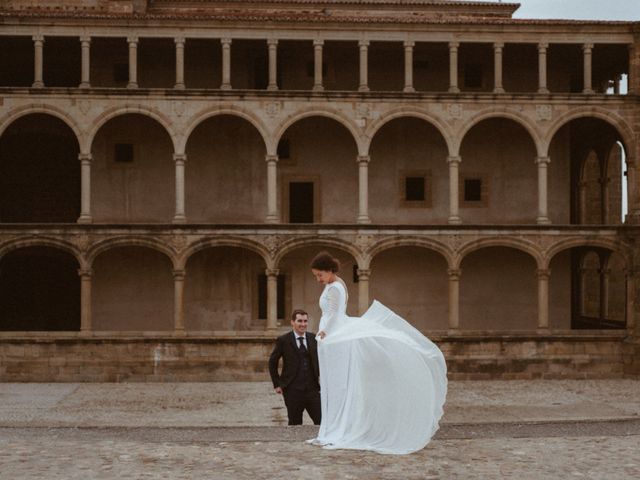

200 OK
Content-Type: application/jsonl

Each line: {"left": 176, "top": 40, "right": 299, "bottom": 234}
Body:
{"left": 508, "top": 0, "right": 640, "bottom": 20}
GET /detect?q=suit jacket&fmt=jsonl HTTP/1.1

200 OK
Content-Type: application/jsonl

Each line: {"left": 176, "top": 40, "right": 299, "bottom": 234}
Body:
{"left": 269, "top": 331, "right": 320, "bottom": 389}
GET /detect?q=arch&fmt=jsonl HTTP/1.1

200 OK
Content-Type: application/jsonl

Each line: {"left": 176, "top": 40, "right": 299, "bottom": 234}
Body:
{"left": 181, "top": 105, "right": 269, "bottom": 155}
{"left": 545, "top": 238, "right": 631, "bottom": 271}
{"left": 0, "top": 237, "right": 83, "bottom": 267}
{"left": 455, "top": 108, "right": 544, "bottom": 157}
{"left": 0, "top": 106, "right": 84, "bottom": 150}
{"left": 274, "top": 236, "right": 362, "bottom": 267}
{"left": 367, "top": 236, "right": 453, "bottom": 270}
{"left": 180, "top": 236, "right": 272, "bottom": 270}
{"left": 455, "top": 238, "right": 543, "bottom": 270}
{"left": 272, "top": 108, "right": 365, "bottom": 157}
{"left": 543, "top": 107, "right": 635, "bottom": 158}
{"left": 364, "top": 108, "right": 455, "bottom": 156}
{"left": 87, "top": 105, "right": 178, "bottom": 154}
{"left": 87, "top": 236, "right": 177, "bottom": 269}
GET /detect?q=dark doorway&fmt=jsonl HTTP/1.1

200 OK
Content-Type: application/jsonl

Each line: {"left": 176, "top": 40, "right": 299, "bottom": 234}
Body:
{"left": 0, "top": 247, "right": 80, "bottom": 331}
{"left": 289, "top": 181, "right": 314, "bottom": 223}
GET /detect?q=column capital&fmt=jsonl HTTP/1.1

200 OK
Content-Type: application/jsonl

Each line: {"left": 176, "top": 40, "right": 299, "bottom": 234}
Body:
{"left": 582, "top": 43, "right": 594, "bottom": 51}
{"left": 78, "top": 153, "right": 92, "bottom": 163}
{"left": 78, "top": 268, "right": 93, "bottom": 278}
{"left": 538, "top": 42, "right": 549, "bottom": 51}
{"left": 265, "top": 154, "right": 279, "bottom": 164}
{"left": 221, "top": 38, "right": 232, "bottom": 45}
{"left": 173, "top": 269, "right": 186, "bottom": 280}
{"left": 356, "top": 268, "right": 371, "bottom": 280}
{"left": 32, "top": 34, "right": 44, "bottom": 43}
{"left": 357, "top": 155, "right": 370, "bottom": 164}
{"left": 535, "top": 156, "right": 550, "bottom": 165}
{"left": 313, "top": 39, "right": 324, "bottom": 47}
{"left": 404, "top": 40, "right": 415, "bottom": 48}
{"left": 173, "top": 153, "right": 187, "bottom": 163}
{"left": 267, "top": 38, "right": 279, "bottom": 46}
{"left": 447, "top": 155, "right": 461, "bottom": 164}
{"left": 359, "top": 40, "right": 370, "bottom": 48}
{"left": 448, "top": 268, "right": 462, "bottom": 280}
{"left": 493, "top": 42, "right": 504, "bottom": 50}
{"left": 175, "top": 36, "right": 185, "bottom": 45}
{"left": 266, "top": 268, "right": 280, "bottom": 277}
{"left": 448, "top": 41, "right": 459, "bottom": 50}
{"left": 127, "top": 36, "right": 139, "bottom": 44}
{"left": 536, "top": 268, "right": 551, "bottom": 280}
{"left": 80, "top": 36, "right": 91, "bottom": 44}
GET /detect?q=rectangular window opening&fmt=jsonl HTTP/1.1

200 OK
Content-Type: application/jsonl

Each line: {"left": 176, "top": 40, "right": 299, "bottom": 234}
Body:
{"left": 289, "top": 181, "right": 314, "bottom": 223}
{"left": 464, "top": 178, "right": 482, "bottom": 202}
{"left": 405, "top": 176, "right": 426, "bottom": 202}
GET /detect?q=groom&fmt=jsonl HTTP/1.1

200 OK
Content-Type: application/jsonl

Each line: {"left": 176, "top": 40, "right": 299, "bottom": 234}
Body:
{"left": 268, "top": 309, "right": 321, "bottom": 425}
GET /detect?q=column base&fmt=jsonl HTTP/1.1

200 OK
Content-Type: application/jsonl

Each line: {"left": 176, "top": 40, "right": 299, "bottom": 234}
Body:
{"left": 173, "top": 328, "right": 186, "bottom": 337}
{"left": 403, "top": 86, "right": 416, "bottom": 93}
{"left": 32, "top": 81, "right": 44, "bottom": 88}
{"left": 582, "top": 89, "right": 595, "bottom": 94}
{"left": 312, "top": 85, "right": 324, "bottom": 92}
{"left": 448, "top": 216, "right": 462, "bottom": 225}
{"left": 77, "top": 214, "right": 93, "bottom": 224}
{"left": 537, "top": 88, "right": 550, "bottom": 94}
{"left": 358, "top": 86, "right": 370, "bottom": 92}
{"left": 267, "top": 85, "right": 279, "bottom": 91}
{"left": 220, "top": 84, "right": 232, "bottom": 90}
{"left": 127, "top": 82, "right": 138, "bottom": 89}
{"left": 79, "top": 329, "right": 93, "bottom": 337}
{"left": 79, "top": 82, "right": 91, "bottom": 89}
{"left": 536, "top": 327, "right": 550, "bottom": 333}
{"left": 493, "top": 87, "right": 505, "bottom": 94}
{"left": 536, "top": 216, "right": 551, "bottom": 225}
{"left": 172, "top": 215, "right": 187, "bottom": 224}
{"left": 174, "top": 83, "right": 186, "bottom": 90}
{"left": 357, "top": 215, "right": 371, "bottom": 224}
{"left": 265, "top": 215, "right": 280, "bottom": 224}
{"left": 448, "top": 86, "right": 460, "bottom": 93}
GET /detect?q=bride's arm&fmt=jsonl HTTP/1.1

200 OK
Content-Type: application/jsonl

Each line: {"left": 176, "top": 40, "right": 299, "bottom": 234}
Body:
{"left": 317, "top": 285, "right": 341, "bottom": 339}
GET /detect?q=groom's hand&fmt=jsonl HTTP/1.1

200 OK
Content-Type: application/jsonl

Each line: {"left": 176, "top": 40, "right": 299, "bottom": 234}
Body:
{"left": 274, "top": 387, "right": 283, "bottom": 394}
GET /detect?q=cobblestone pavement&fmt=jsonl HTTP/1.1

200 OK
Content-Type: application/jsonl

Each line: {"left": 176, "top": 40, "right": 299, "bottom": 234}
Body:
{"left": 0, "top": 380, "right": 639, "bottom": 479}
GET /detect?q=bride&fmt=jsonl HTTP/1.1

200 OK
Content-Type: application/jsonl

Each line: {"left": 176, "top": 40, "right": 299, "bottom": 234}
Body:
{"left": 307, "top": 251, "right": 447, "bottom": 455}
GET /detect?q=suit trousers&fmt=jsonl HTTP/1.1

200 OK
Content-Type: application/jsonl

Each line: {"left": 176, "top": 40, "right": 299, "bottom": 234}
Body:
{"left": 283, "top": 385, "right": 321, "bottom": 425}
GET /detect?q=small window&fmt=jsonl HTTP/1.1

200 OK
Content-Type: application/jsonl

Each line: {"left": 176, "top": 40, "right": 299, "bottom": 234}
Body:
{"left": 113, "top": 63, "right": 129, "bottom": 83}
{"left": 114, "top": 143, "right": 134, "bottom": 163}
{"left": 289, "top": 181, "right": 314, "bottom": 223}
{"left": 405, "top": 176, "right": 425, "bottom": 202}
{"left": 277, "top": 139, "right": 291, "bottom": 160}
{"left": 257, "top": 273, "right": 285, "bottom": 320}
{"left": 400, "top": 171, "right": 431, "bottom": 207}
{"left": 464, "top": 63, "right": 483, "bottom": 89}
{"left": 464, "top": 179, "right": 482, "bottom": 202}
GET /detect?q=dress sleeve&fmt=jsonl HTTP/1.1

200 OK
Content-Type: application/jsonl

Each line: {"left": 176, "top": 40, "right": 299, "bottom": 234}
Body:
{"left": 319, "top": 285, "right": 341, "bottom": 337}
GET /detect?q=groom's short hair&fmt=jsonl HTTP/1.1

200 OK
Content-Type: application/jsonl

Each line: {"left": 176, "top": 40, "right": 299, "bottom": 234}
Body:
{"left": 291, "top": 309, "right": 308, "bottom": 321}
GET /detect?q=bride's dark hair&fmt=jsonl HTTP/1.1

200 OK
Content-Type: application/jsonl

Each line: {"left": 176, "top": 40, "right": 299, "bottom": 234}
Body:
{"left": 310, "top": 251, "right": 340, "bottom": 273}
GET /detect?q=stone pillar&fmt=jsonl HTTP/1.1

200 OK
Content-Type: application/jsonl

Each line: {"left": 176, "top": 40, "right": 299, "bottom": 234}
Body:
{"left": 79, "top": 268, "right": 92, "bottom": 335}
{"left": 357, "top": 155, "right": 371, "bottom": 224}
{"left": 578, "top": 180, "right": 587, "bottom": 224}
{"left": 266, "top": 269, "right": 279, "bottom": 330}
{"left": 174, "top": 37, "right": 186, "bottom": 90}
{"left": 537, "top": 269, "right": 551, "bottom": 329}
{"left": 626, "top": 270, "right": 635, "bottom": 332}
{"left": 536, "top": 156, "right": 551, "bottom": 224}
{"left": 267, "top": 38, "right": 278, "bottom": 91}
{"left": 448, "top": 269, "right": 461, "bottom": 330}
{"left": 313, "top": 40, "right": 324, "bottom": 91}
{"left": 582, "top": 43, "right": 594, "bottom": 94}
{"left": 600, "top": 268, "right": 611, "bottom": 321}
{"left": 448, "top": 42, "right": 460, "bottom": 93}
{"left": 537, "top": 42, "right": 549, "bottom": 94}
{"left": 173, "top": 153, "right": 187, "bottom": 224}
{"left": 173, "top": 269, "right": 186, "bottom": 335}
{"left": 358, "top": 40, "right": 369, "bottom": 92}
{"left": 357, "top": 269, "right": 370, "bottom": 315}
{"left": 127, "top": 36, "right": 138, "bottom": 89}
{"left": 493, "top": 42, "right": 505, "bottom": 93}
{"left": 221, "top": 38, "right": 232, "bottom": 90}
{"left": 266, "top": 154, "right": 279, "bottom": 223}
{"left": 448, "top": 155, "right": 461, "bottom": 224}
{"left": 403, "top": 41, "right": 415, "bottom": 93}
{"left": 32, "top": 34, "right": 44, "bottom": 88}
{"left": 78, "top": 153, "right": 92, "bottom": 224}
{"left": 79, "top": 36, "right": 91, "bottom": 88}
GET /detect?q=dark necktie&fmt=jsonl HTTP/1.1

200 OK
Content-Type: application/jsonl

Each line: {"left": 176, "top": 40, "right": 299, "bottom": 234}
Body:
{"left": 297, "top": 336, "right": 307, "bottom": 353}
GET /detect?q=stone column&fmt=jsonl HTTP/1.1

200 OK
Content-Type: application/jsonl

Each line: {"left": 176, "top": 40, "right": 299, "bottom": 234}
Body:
{"left": 78, "top": 153, "right": 92, "bottom": 224}
{"left": 173, "top": 269, "right": 186, "bottom": 335}
{"left": 578, "top": 180, "right": 587, "bottom": 224}
{"left": 173, "top": 153, "right": 187, "bottom": 224}
{"left": 79, "top": 268, "right": 92, "bottom": 335}
{"left": 313, "top": 40, "right": 324, "bottom": 91}
{"left": 174, "top": 37, "right": 186, "bottom": 90}
{"left": 32, "top": 34, "right": 44, "bottom": 88}
{"left": 448, "top": 155, "right": 461, "bottom": 224}
{"left": 357, "top": 155, "right": 371, "bottom": 224}
{"left": 536, "top": 156, "right": 551, "bottom": 224}
{"left": 403, "top": 41, "right": 415, "bottom": 93}
{"left": 537, "top": 269, "right": 551, "bottom": 329}
{"left": 537, "top": 42, "right": 549, "bottom": 93}
{"left": 493, "top": 42, "right": 505, "bottom": 93}
{"left": 265, "top": 154, "right": 279, "bottom": 223}
{"left": 357, "top": 269, "right": 371, "bottom": 315}
{"left": 448, "top": 42, "right": 460, "bottom": 93}
{"left": 221, "top": 38, "right": 232, "bottom": 90}
{"left": 127, "top": 36, "right": 138, "bottom": 89}
{"left": 358, "top": 40, "right": 369, "bottom": 92}
{"left": 600, "top": 267, "right": 611, "bottom": 321}
{"left": 625, "top": 270, "right": 635, "bottom": 332}
{"left": 582, "top": 43, "right": 594, "bottom": 94}
{"left": 448, "top": 269, "right": 461, "bottom": 330}
{"left": 267, "top": 39, "right": 278, "bottom": 91}
{"left": 79, "top": 36, "right": 91, "bottom": 88}
{"left": 266, "top": 269, "right": 279, "bottom": 330}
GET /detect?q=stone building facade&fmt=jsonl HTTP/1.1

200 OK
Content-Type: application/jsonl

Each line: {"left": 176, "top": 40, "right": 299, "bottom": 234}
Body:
{"left": 0, "top": 0, "right": 639, "bottom": 380}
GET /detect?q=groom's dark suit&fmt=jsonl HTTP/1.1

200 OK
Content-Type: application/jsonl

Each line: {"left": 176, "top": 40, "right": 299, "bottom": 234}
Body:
{"left": 269, "top": 330, "right": 321, "bottom": 425}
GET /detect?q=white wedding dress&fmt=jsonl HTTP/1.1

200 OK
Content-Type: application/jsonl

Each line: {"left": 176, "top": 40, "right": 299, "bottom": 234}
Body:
{"left": 309, "top": 279, "right": 447, "bottom": 455}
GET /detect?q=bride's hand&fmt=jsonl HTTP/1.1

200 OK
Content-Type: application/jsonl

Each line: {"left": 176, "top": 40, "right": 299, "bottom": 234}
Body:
{"left": 317, "top": 331, "right": 326, "bottom": 339}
